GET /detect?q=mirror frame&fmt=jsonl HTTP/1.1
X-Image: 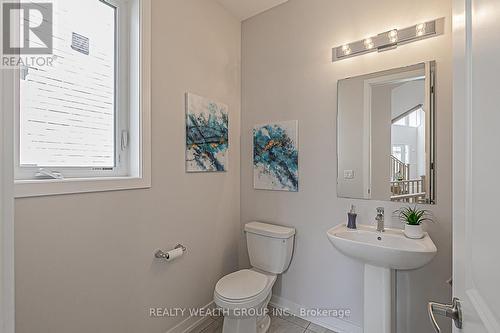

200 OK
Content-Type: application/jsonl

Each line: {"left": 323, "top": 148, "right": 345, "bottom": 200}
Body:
{"left": 336, "top": 61, "right": 436, "bottom": 204}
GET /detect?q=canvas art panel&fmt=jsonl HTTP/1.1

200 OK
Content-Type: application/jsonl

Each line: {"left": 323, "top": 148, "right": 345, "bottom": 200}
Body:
{"left": 253, "top": 120, "right": 299, "bottom": 191}
{"left": 185, "top": 93, "right": 229, "bottom": 172}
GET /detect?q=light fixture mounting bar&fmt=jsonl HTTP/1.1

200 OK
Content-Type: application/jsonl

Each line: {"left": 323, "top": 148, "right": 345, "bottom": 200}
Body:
{"left": 332, "top": 18, "right": 444, "bottom": 62}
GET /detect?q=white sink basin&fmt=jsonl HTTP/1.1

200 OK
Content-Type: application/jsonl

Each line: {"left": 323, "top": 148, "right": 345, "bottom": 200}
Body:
{"left": 327, "top": 223, "right": 437, "bottom": 270}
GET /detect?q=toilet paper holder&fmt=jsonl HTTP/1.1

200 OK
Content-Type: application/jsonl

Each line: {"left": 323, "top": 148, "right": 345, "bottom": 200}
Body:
{"left": 155, "top": 244, "right": 187, "bottom": 260}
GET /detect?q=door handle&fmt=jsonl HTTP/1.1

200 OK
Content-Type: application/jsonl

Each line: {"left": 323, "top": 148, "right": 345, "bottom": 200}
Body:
{"left": 428, "top": 297, "right": 463, "bottom": 332}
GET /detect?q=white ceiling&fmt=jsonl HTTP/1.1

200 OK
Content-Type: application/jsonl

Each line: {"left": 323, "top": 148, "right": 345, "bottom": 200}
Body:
{"left": 215, "top": 0, "right": 289, "bottom": 21}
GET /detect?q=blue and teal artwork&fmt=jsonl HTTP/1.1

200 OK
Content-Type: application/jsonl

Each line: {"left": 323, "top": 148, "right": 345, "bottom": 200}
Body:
{"left": 253, "top": 120, "right": 299, "bottom": 192}
{"left": 186, "top": 93, "right": 228, "bottom": 172}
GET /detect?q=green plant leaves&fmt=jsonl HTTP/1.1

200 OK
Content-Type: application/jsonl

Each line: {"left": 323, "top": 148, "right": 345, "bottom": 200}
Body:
{"left": 395, "top": 205, "right": 433, "bottom": 225}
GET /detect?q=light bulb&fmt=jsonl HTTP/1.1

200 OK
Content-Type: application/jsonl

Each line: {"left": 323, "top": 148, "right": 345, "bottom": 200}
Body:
{"left": 416, "top": 23, "right": 426, "bottom": 36}
{"left": 364, "top": 38, "right": 374, "bottom": 49}
{"left": 388, "top": 29, "right": 398, "bottom": 43}
{"left": 341, "top": 44, "right": 351, "bottom": 55}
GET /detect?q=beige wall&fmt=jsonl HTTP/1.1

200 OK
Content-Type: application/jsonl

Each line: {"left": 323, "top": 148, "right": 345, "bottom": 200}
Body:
{"left": 370, "top": 85, "right": 392, "bottom": 200}
{"left": 337, "top": 78, "right": 366, "bottom": 199}
{"left": 241, "top": 0, "right": 452, "bottom": 332}
{"left": 14, "top": 1, "right": 241, "bottom": 332}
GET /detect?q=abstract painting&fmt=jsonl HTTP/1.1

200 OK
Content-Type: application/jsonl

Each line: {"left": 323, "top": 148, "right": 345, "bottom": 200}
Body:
{"left": 253, "top": 120, "right": 299, "bottom": 191}
{"left": 186, "top": 93, "right": 228, "bottom": 172}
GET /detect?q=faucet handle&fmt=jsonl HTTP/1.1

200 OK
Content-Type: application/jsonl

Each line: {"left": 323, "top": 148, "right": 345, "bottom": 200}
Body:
{"left": 376, "top": 207, "right": 384, "bottom": 214}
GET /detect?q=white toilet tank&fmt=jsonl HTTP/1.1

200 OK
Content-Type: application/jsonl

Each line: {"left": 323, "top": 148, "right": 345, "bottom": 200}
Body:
{"left": 244, "top": 222, "right": 295, "bottom": 274}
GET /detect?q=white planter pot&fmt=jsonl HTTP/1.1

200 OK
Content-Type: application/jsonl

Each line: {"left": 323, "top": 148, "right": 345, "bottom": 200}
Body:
{"left": 404, "top": 224, "right": 424, "bottom": 239}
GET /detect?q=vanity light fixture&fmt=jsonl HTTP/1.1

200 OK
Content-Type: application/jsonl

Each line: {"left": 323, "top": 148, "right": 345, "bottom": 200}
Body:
{"left": 387, "top": 29, "right": 398, "bottom": 43}
{"left": 332, "top": 18, "right": 445, "bottom": 61}
{"left": 341, "top": 44, "right": 351, "bottom": 55}
{"left": 416, "top": 23, "right": 426, "bottom": 36}
{"left": 363, "top": 38, "right": 374, "bottom": 50}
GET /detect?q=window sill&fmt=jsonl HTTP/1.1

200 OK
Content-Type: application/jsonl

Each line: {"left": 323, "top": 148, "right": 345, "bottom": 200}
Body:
{"left": 14, "top": 176, "right": 151, "bottom": 198}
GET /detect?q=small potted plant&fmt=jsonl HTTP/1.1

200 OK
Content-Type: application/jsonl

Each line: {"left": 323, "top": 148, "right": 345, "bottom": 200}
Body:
{"left": 396, "top": 205, "right": 433, "bottom": 239}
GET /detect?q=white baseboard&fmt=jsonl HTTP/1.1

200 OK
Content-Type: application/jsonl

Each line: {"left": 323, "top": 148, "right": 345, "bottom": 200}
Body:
{"left": 270, "top": 295, "right": 363, "bottom": 333}
{"left": 166, "top": 301, "right": 215, "bottom": 333}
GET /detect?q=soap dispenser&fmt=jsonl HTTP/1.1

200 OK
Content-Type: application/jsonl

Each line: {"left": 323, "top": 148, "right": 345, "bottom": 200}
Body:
{"left": 347, "top": 204, "right": 357, "bottom": 229}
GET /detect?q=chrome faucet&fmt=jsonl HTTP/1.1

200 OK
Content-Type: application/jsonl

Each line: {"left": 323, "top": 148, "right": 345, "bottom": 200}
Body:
{"left": 375, "top": 207, "right": 385, "bottom": 232}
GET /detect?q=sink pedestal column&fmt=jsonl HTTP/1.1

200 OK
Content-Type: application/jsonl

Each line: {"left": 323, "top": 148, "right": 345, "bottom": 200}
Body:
{"left": 364, "top": 264, "right": 392, "bottom": 333}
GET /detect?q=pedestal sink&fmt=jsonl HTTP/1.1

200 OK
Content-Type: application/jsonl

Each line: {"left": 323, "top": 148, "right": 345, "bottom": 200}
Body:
{"left": 326, "top": 224, "right": 437, "bottom": 333}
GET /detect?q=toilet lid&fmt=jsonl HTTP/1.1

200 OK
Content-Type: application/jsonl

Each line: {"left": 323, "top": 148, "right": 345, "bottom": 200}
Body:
{"left": 215, "top": 269, "right": 268, "bottom": 300}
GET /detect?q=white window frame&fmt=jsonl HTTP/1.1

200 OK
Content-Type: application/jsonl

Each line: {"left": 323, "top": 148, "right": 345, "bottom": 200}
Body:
{"left": 12, "top": 0, "right": 151, "bottom": 198}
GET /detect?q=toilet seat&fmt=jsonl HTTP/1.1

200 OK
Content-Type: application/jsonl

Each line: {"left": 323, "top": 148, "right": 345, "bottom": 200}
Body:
{"left": 214, "top": 269, "right": 276, "bottom": 307}
{"left": 216, "top": 269, "right": 267, "bottom": 301}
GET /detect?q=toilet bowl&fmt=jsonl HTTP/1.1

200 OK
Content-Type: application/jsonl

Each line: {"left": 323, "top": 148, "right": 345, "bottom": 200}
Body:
{"left": 214, "top": 269, "right": 276, "bottom": 333}
{"left": 214, "top": 222, "right": 295, "bottom": 333}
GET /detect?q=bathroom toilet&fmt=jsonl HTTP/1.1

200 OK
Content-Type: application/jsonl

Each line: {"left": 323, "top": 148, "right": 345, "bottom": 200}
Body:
{"left": 214, "top": 222, "right": 295, "bottom": 333}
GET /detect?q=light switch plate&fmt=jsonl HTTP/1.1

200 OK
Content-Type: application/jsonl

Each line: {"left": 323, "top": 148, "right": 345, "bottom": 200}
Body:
{"left": 344, "top": 170, "right": 354, "bottom": 179}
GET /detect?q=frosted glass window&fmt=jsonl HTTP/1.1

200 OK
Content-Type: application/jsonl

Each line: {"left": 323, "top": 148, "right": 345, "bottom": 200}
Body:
{"left": 408, "top": 109, "right": 423, "bottom": 127}
{"left": 392, "top": 144, "right": 410, "bottom": 164}
{"left": 393, "top": 108, "right": 423, "bottom": 128}
{"left": 394, "top": 118, "right": 406, "bottom": 126}
{"left": 19, "top": 0, "right": 116, "bottom": 167}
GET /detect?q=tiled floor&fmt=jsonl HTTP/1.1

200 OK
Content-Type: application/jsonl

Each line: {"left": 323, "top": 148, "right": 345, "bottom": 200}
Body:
{"left": 190, "top": 306, "right": 337, "bottom": 333}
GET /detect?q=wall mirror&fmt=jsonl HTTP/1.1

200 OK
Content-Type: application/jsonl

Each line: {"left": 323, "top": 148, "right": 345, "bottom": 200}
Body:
{"left": 337, "top": 62, "right": 436, "bottom": 204}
